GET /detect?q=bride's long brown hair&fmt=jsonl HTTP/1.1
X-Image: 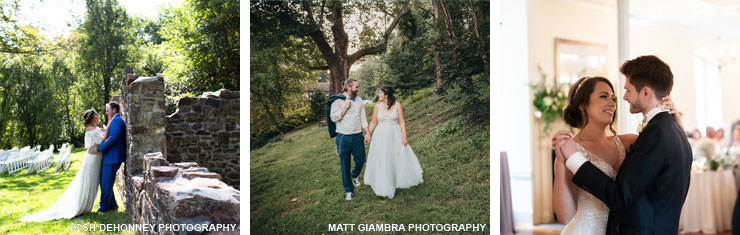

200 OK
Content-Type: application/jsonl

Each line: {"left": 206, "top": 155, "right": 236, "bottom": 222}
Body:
{"left": 83, "top": 109, "right": 97, "bottom": 126}
{"left": 380, "top": 86, "right": 395, "bottom": 110}
{"left": 563, "top": 77, "right": 617, "bottom": 136}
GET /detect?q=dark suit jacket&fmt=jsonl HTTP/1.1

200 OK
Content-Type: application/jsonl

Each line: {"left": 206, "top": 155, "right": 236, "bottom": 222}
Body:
{"left": 326, "top": 94, "right": 347, "bottom": 138}
{"left": 97, "top": 114, "right": 127, "bottom": 165}
{"left": 572, "top": 112, "right": 692, "bottom": 234}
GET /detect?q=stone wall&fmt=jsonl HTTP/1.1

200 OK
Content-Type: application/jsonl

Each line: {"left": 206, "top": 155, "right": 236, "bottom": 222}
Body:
{"left": 115, "top": 69, "right": 240, "bottom": 234}
{"left": 165, "top": 89, "right": 240, "bottom": 189}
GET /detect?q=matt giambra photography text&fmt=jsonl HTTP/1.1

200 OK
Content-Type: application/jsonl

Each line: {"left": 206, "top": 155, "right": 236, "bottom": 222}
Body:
{"left": 328, "top": 223, "right": 487, "bottom": 232}
{"left": 69, "top": 223, "right": 238, "bottom": 232}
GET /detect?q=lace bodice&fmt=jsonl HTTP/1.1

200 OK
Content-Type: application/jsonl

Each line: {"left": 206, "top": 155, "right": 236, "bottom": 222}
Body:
{"left": 561, "top": 136, "right": 626, "bottom": 234}
{"left": 84, "top": 130, "right": 104, "bottom": 148}
{"left": 378, "top": 103, "right": 399, "bottom": 125}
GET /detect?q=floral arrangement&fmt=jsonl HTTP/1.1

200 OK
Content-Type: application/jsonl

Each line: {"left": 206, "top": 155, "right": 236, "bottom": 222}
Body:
{"left": 708, "top": 155, "right": 737, "bottom": 171}
{"left": 531, "top": 65, "right": 570, "bottom": 135}
{"left": 694, "top": 138, "right": 738, "bottom": 171}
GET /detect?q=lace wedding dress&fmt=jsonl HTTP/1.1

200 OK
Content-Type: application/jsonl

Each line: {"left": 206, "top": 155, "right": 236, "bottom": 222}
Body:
{"left": 560, "top": 136, "right": 626, "bottom": 234}
{"left": 363, "top": 103, "right": 423, "bottom": 199}
{"left": 20, "top": 130, "right": 103, "bottom": 222}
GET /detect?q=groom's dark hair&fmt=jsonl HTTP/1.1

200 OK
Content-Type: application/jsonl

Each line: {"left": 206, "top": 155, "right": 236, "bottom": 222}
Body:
{"left": 109, "top": 101, "right": 121, "bottom": 113}
{"left": 620, "top": 55, "right": 673, "bottom": 101}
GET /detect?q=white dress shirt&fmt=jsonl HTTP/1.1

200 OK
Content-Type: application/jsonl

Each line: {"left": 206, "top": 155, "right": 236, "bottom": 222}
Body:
{"left": 566, "top": 107, "right": 668, "bottom": 173}
{"left": 330, "top": 96, "right": 368, "bottom": 135}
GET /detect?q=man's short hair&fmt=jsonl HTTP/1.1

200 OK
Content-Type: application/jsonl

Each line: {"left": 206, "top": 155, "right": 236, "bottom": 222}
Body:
{"left": 109, "top": 101, "right": 121, "bottom": 113}
{"left": 619, "top": 55, "right": 673, "bottom": 100}
{"left": 344, "top": 79, "right": 358, "bottom": 87}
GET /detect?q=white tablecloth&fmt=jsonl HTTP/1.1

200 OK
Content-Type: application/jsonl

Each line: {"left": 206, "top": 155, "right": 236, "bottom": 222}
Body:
{"left": 679, "top": 170, "right": 737, "bottom": 234}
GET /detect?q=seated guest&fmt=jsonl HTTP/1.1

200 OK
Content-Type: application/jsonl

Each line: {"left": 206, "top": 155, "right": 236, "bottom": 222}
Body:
{"left": 715, "top": 128, "right": 726, "bottom": 146}
{"left": 728, "top": 123, "right": 740, "bottom": 190}
{"left": 730, "top": 124, "right": 740, "bottom": 152}
{"left": 689, "top": 128, "right": 702, "bottom": 148}
{"left": 706, "top": 127, "right": 716, "bottom": 139}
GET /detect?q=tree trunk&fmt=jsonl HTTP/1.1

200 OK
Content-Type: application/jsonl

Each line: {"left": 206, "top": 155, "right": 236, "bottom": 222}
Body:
{"left": 433, "top": 0, "right": 442, "bottom": 88}
{"left": 439, "top": 0, "right": 455, "bottom": 37}
{"left": 469, "top": 0, "right": 489, "bottom": 76}
{"left": 328, "top": 63, "right": 346, "bottom": 94}
{"left": 103, "top": 71, "right": 110, "bottom": 124}
{"left": 302, "top": 1, "right": 410, "bottom": 94}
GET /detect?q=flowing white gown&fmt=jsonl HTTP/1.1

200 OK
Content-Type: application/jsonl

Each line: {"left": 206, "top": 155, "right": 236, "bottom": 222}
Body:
{"left": 560, "top": 136, "right": 626, "bottom": 234}
{"left": 363, "top": 103, "right": 423, "bottom": 199}
{"left": 20, "top": 130, "right": 103, "bottom": 222}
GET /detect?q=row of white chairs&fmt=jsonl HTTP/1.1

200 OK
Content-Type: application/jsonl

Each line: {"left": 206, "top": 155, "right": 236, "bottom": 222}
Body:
{"left": 26, "top": 145, "right": 54, "bottom": 174}
{"left": 3, "top": 146, "right": 34, "bottom": 174}
{"left": 0, "top": 143, "right": 74, "bottom": 175}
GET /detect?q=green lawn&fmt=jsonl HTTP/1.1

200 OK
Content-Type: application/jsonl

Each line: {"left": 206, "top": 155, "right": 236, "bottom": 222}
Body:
{"left": 0, "top": 148, "right": 133, "bottom": 234}
{"left": 251, "top": 87, "right": 490, "bottom": 234}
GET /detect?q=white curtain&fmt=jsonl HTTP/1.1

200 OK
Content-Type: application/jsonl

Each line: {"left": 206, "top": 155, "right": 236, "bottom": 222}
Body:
{"left": 694, "top": 56, "right": 724, "bottom": 133}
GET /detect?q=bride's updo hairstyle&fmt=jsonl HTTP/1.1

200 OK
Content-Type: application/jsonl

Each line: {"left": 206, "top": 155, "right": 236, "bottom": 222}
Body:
{"left": 380, "top": 86, "right": 395, "bottom": 110}
{"left": 563, "top": 77, "right": 617, "bottom": 135}
{"left": 83, "top": 109, "right": 97, "bottom": 126}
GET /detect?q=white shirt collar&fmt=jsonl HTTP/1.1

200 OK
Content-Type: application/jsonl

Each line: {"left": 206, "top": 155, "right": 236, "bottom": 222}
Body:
{"left": 644, "top": 106, "right": 667, "bottom": 124}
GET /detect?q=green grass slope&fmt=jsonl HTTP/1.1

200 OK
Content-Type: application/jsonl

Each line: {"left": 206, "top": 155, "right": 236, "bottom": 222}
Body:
{"left": 251, "top": 87, "right": 490, "bottom": 234}
{"left": 0, "top": 148, "right": 132, "bottom": 234}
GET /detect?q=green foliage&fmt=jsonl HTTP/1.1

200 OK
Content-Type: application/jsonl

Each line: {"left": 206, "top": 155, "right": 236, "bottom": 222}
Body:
{"left": 160, "top": 0, "right": 239, "bottom": 92}
{"left": 0, "top": 149, "right": 133, "bottom": 234}
{"left": 0, "top": 54, "right": 74, "bottom": 149}
{"left": 78, "top": 0, "right": 133, "bottom": 123}
{"left": 353, "top": 56, "right": 382, "bottom": 99}
{"left": 377, "top": 27, "right": 435, "bottom": 100}
{"left": 309, "top": 91, "right": 327, "bottom": 121}
{"left": 530, "top": 65, "right": 569, "bottom": 135}
{"left": 434, "top": 1, "right": 489, "bottom": 122}
{"left": 0, "top": 0, "right": 237, "bottom": 150}
{"left": 352, "top": 4, "right": 436, "bottom": 101}
{"left": 251, "top": 2, "right": 326, "bottom": 149}
{"left": 0, "top": 0, "right": 49, "bottom": 55}
{"left": 142, "top": 18, "right": 165, "bottom": 45}
{"left": 165, "top": 92, "right": 195, "bottom": 116}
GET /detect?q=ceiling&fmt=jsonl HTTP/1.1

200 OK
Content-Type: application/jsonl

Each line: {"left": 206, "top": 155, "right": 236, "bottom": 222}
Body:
{"left": 579, "top": 0, "right": 740, "bottom": 38}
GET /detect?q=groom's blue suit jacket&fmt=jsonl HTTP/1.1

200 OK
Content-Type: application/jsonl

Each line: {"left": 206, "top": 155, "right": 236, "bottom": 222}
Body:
{"left": 97, "top": 114, "right": 127, "bottom": 165}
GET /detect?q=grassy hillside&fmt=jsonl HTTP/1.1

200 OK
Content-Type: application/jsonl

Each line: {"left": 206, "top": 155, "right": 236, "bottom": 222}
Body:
{"left": 0, "top": 148, "right": 132, "bottom": 234}
{"left": 251, "top": 87, "right": 490, "bottom": 234}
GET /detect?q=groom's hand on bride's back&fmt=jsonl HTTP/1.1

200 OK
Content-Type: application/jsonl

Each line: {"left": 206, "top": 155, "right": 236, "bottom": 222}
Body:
{"left": 87, "top": 145, "right": 98, "bottom": 154}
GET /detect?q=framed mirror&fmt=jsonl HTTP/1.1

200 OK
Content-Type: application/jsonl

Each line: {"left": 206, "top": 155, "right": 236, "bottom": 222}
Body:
{"left": 554, "top": 38, "right": 608, "bottom": 87}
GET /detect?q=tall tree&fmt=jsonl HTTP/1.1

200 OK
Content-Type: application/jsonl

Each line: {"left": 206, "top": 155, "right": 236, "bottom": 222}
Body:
{"left": 433, "top": 0, "right": 489, "bottom": 121}
{"left": 0, "top": 0, "right": 48, "bottom": 55}
{"left": 79, "top": 0, "right": 130, "bottom": 124}
{"left": 0, "top": 55, "right": 63, "bottom": 148}
{"left": 252, "top": 1, "right": 411, "bottom": 94}
{"left": 160, "top": 0, "right": 239, "bottom": 92}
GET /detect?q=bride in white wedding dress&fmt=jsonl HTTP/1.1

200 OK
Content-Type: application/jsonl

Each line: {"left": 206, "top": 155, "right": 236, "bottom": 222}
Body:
{"left": 363, "top": 86, "right": 423, "bottom": 199}
{"left": 551, "top": 77, "right": 681, "bottom": 234}
{"left": 21, "top": 109, "right": 106, "bottom": 222}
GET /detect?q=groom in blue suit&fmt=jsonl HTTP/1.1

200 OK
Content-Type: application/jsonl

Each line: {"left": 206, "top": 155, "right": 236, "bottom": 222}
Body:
{"left": 88, "top": 101, "right": 126, "bottom": 212}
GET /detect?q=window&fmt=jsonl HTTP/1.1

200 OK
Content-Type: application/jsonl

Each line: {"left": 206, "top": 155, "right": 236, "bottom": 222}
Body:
{"left": 694, "top": 56, "right": 724, "bottom": 134}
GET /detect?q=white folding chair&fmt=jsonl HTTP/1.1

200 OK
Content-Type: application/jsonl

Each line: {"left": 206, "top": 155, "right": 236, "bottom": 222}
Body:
{"left": 62, "top": 145, "right": 72, "bottom": 170}
{"left": 0, "top": 150, "right": 7, "bottom": 173}
{"left": 56, "top": 144, "right": 73, "bottom": 171}
{"left": 3, "top": 149, "right": 18, "bottom": 174}
{"left": 8, "top": 148, "right": 29, "bottom": 174}
{"left": 27, "top": 145, "right": 54, "bottom": 174}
